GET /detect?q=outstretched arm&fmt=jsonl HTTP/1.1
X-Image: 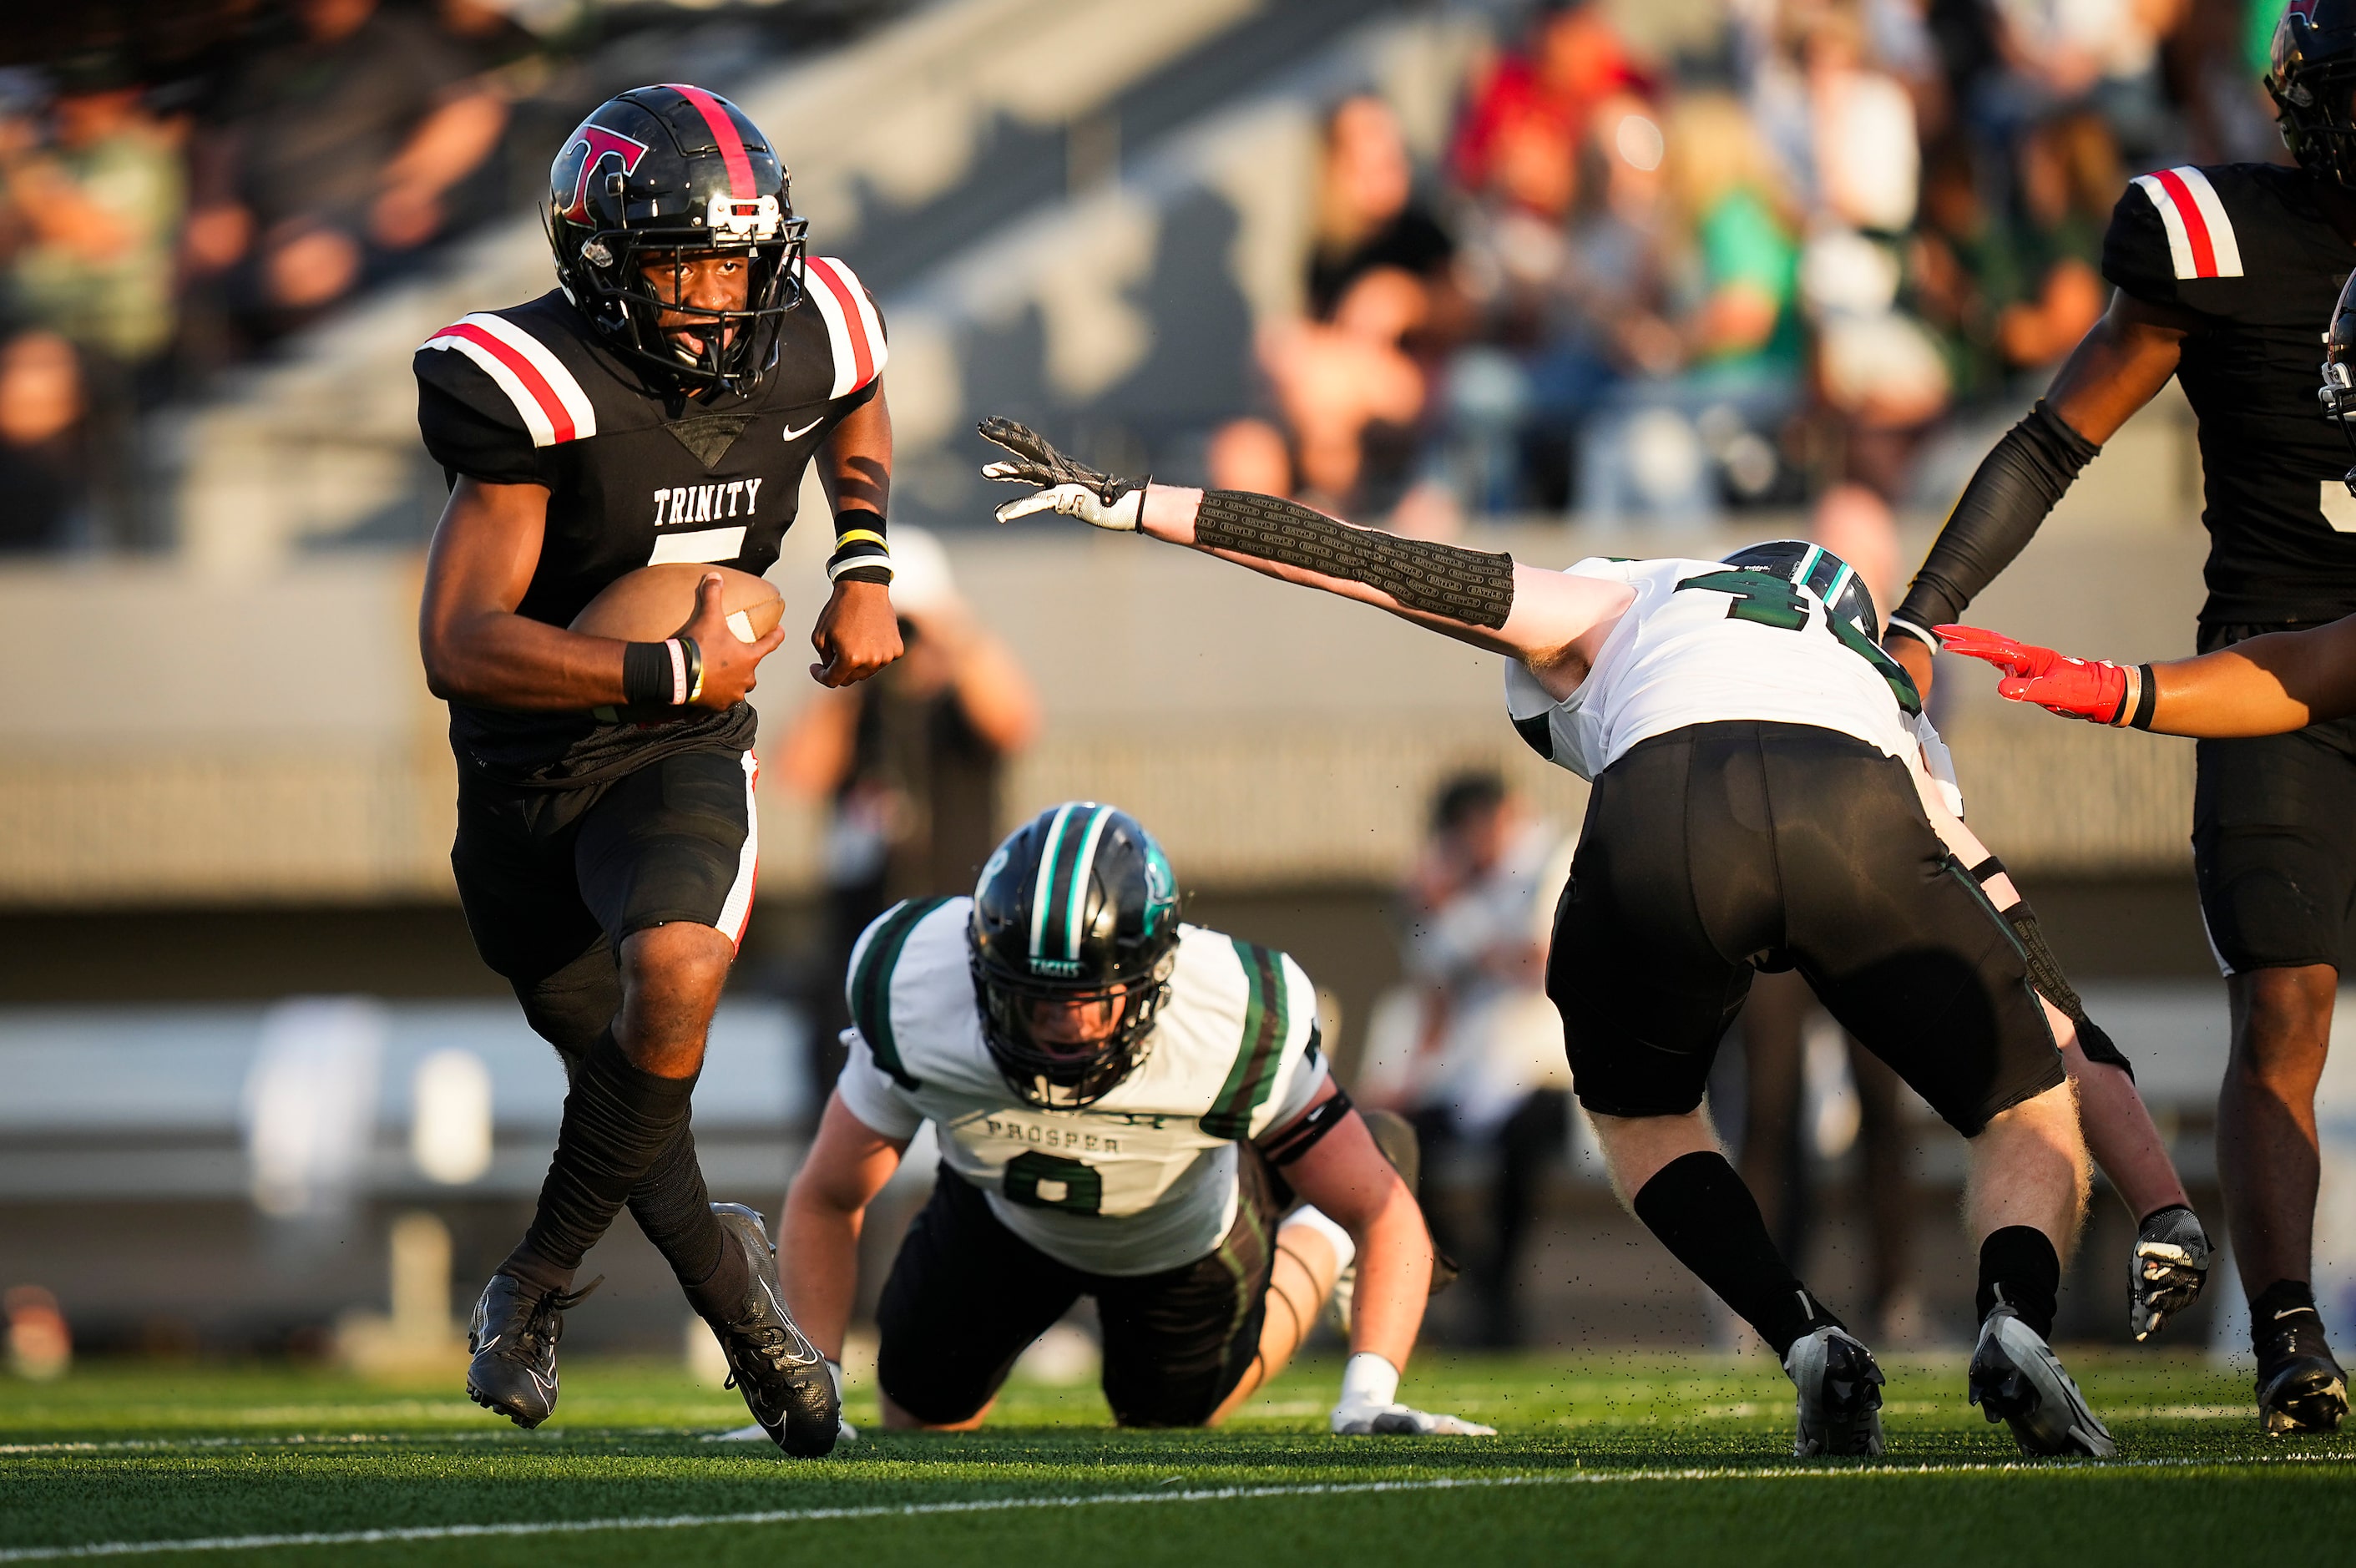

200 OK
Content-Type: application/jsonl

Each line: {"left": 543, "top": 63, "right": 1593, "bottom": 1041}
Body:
{"left": 978, "top": 419, "right": 1632, "bottom": 699}
{"left": 1938, "top": 618, "right": 2356, "bottom": 736}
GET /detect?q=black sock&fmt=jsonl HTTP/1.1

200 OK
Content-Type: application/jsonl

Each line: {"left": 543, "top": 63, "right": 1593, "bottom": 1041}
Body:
{"left": 503, "top": 1030, "right": 699, "bottom": 1291}
{"left": 1631, "top": 1151, "right": 1842, "bottom": 1358}
{"left": 1975, "top": 1226, "right": 2060, "bottom": 1340}
{"left": 2251, "top": 1278, "right": 2318, "bottom": 1340}
{"left": 627, "top": 1122, "right": 751, "bottom": 1323}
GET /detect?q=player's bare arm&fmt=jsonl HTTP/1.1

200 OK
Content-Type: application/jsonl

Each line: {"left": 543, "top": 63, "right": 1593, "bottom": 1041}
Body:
{"left": 1883, "top": 294, "right": 2195, "bottom": 700}
{"left": 811, "top": 387, "right": 902, "bottom": 685}
{"left": 778, "top": 1090, "right": 908, "bottom": 1363}
{"left": 978, "top": 417, "right": 1634, "bottom": 697}
{"left": 420, "top": 476, "right": 786, "bottom": 711}
{"left": 1935, "top": 618, "right": 2356, "bottom": 736}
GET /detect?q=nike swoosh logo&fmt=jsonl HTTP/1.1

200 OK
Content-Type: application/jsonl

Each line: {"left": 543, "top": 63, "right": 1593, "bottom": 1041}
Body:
{"left": 781, "top": 417, "right": 822, "bottom": 441}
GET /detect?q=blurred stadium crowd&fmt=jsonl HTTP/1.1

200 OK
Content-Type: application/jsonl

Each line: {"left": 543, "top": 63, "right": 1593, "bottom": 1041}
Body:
{"left": 0, "top": 0, "right": 2287, "bottom": 557}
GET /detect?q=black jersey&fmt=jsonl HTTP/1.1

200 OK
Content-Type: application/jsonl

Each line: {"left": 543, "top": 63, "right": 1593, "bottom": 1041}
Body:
{"left": 2102, "top": 162, "right": 2356, "bottom": 625}
{"left": 414, "top": 255, "right": 887, "bottom": 786}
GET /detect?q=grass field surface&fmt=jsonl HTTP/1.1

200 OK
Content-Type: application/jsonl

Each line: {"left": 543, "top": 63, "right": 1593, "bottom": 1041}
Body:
{"left": 4, "top": 1353, "right": 2352, "bottom": 1565}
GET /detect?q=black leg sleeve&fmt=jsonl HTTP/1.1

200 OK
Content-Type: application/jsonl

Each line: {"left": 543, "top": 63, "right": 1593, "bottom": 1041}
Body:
{"left": 503, "top": 1030, "right": 699, "bottom": 1290}
{"left": 625, "top": 1121, "right": 750, "bottom": 1323}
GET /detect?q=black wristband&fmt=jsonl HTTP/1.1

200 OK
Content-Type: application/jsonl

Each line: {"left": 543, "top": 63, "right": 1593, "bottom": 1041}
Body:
{"left": 2130, "top": 664, "right": 2158, "bottom": 730}
{"left": 679, "top": 635, "right": 704, "bottom": 704}
{"left": 827, "top": 507, "right": 892, "bottom": 584}
{"left": 622, "top": 641, "right": 675, "bottom": 707}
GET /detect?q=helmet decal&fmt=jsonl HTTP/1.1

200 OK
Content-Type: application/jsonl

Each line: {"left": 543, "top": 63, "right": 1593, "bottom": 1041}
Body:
{"left": 557, "top": 124, "right": 650, "bottom": 225}
{"left": 1028, "top": 802, "right": 1112, "bottom": 976}
{"left": 1141, "top": 842, "right": 1177, "bottom": 938}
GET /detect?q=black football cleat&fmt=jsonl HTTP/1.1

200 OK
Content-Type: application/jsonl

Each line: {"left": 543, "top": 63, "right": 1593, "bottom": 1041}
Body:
{"left": 1968, "top": 1305, "right": 2116, "bottom": 1457}
{"left": 2254, "top": 1303, "right": 2349, "bottom": 1435}
{"left": 1783, "top": 1324, "right": 1886, "bottom": 1457}
{"left": 465, "top": 1272, "right": 600, "bottom": 1429}
{"left": 707, "top": 1203, "right": 839, "bottom": 1458}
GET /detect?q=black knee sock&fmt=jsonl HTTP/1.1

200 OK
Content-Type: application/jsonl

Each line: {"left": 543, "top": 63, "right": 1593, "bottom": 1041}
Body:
{"left": 2250, "top": 1278, "right": 2319, "bottom": 1348}
{"left": 1631, "top": 1151, "right": 1843, "bottom": 1358}
{"left": 1974, "top": 1226, "right": 2060, "bottom": 1340}
{"left": 503, "top": 1031, "right": 699, "bottom": 1292}
{"left": 628, "top": 1122, "right": 751, "bottom": 1323}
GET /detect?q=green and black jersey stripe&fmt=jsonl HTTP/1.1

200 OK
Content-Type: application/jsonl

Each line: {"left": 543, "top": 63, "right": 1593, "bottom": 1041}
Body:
{"left": 1199, "top": 938, "right": 1292, "bottom": 1140}
{"left": 848, "top": 896, "right": 951, "bottom": 1090}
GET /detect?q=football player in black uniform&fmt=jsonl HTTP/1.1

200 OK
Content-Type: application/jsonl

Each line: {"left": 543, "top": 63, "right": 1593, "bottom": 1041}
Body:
{"left": 1877, "top": 8, "right": 2356, "bottom": 1434}
{"left": 412, "top": 84, "right": 902, "bottom": 1455}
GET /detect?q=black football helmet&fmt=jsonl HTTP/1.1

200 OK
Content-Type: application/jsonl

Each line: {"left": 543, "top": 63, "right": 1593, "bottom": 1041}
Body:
{"left": 969, "top": 803, "right": 1182, "bottom": 1108}
{"left": 2270, "top": 0, "right": 2356, "bottom": 188}
{"left": 545, "top": 84, "right": 808, "bottom": 394}
{"left": 1721, "top": 539, "right": 1881, "bottom": 640}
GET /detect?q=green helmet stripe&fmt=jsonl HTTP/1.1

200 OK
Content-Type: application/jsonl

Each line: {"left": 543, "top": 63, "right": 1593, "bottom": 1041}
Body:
{"left": 1028, "top": 802, "right": 1076, "bottom": 964}
{"left": 1063, "top": 806, "right": 1114, "bottom": 961}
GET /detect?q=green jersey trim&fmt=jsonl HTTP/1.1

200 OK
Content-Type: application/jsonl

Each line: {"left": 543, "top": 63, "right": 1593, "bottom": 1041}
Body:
{"left": 1199, "top": 938, "right": 1291, "bottom": 1140}
{"left": 849, "top": 896, "right": 953, "bottom": 1090}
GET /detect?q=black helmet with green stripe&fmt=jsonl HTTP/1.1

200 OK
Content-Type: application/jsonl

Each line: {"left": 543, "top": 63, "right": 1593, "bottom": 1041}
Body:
{"left": 969, "top": 802, "right": 1181, "bottom": 1107}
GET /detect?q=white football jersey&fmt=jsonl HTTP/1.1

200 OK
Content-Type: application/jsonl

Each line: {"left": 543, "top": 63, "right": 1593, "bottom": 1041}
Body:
{"left": 1504, "top": 554, "right": 1925, "bottom": 781}
{"left": 832, "top": 897, "right": 1327, "bottom": 1277}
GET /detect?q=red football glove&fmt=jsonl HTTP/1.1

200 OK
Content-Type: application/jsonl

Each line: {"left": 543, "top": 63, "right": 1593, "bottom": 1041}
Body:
{"left": 1935, "top": 624, "right": 2129, "bottom": 725}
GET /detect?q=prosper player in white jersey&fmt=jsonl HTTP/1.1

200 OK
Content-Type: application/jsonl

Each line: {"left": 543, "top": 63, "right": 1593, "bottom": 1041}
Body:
{"left": 976, "top": 418, "right": 2210, "bottom": 1459}
{"left": 781, "top": 802, "right": 1491, "bottom": 1435}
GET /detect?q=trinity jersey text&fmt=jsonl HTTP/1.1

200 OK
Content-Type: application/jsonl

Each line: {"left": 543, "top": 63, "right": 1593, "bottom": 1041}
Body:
{"left": 833, "top": 898, "right": 1327, "bottom": 1277}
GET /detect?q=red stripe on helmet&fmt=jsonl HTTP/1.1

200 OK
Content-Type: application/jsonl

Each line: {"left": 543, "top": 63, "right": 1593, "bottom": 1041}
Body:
{"left": 436, "top": 323, "right": 577, "bottom": 443}
{"left": 805, "top": 257, "right": 875, "bottom": 390}
{"left": 666, "top": 83, "right": 755, "bottom": 200}
{"left": 2151, "top": 168, "right": 2219, "bottom": 278}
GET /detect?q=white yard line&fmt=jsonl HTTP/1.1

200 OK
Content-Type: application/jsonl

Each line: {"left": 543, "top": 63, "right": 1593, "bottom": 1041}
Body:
{"left": 2, "top": 1457, "right": 2350, "bottom": 1563}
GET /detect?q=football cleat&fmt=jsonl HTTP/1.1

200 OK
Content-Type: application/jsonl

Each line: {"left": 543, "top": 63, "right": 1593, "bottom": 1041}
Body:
{"left": 706, "top": 1203, "right": 840, "bottom": 1458}
{"left": 2129, "top": 1206, "right": 2212, "bottom": 1342}
{"left": 1968, "top": 1305, "right": 2116, "bottom": 1457}
{"left": 2253, "top": 1304, "right": 2349, "bottom": 1435}
{"left": 465, "top": 1272, "right": 600, "bottom": 1429}
{"left": 1782, "top": 1325, "right": 1886, "bottom": 1457}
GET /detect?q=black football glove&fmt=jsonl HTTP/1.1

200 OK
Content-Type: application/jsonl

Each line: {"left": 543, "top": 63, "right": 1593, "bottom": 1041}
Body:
{"left": 977, "top": 417, "right": 1148, "bottom": 526}
{"left": 2131, "top": 1205, "right": 2212, "bottom": 1342}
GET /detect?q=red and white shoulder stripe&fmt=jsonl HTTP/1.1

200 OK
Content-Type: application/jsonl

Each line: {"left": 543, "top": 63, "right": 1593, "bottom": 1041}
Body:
{"left": 419, "top": 313, "right": 599, "bottom": 446}
{"left": 2131, "top": 166, "right": 2245, "bottom": 281}
{"left": 801, "top": 255, "right": 888, "bottom": 400}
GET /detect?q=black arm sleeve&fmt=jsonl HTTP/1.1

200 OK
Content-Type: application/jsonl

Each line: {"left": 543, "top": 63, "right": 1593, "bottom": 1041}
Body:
{"left": 1193, "top": 489, "right": 1516, "bottom": 630}
{"left": 1889, "top": 400, "right": 2100, "bottom": 640}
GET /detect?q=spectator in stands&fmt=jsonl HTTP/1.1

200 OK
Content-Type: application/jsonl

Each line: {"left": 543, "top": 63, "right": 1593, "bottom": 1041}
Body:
{"left": 1357, "top": 772, "right": 1574, "bottom": 1348}
{"left": 1451, "top": 1, "right": 1651, "bottom": 199}
{"left": 0, "top": 53, "right": 185, "bottom": 549}
{"left": 185, "top": 0, "right": 508, "bottom": 333}
{"left": 1574, "top": 91, "right": 1803, "bottom": 519}
{"left": 1204, "top": 415, "right": 1294, "bottom": 497}
{"left": 1257, "top": 266, "right": 1429, "bottom": 514}
{"left": 0, "top": 330, "right": 89, "bottom": 552}
{"left": 1307, "top": 95, "right": 1456, "bottom": 325}
{"left": 776, "top": 528, "right": 1041, "bottom": 1103}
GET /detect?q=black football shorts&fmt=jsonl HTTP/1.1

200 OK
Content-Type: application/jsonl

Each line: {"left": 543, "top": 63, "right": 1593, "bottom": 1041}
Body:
{"left": 2193, "top": 624, "right": 2356, "bottom": 976}
{"left": 875, "top": 1156, "right": 1282, "bottom": 1429}
{"left": 451, "top": 746, "right": 758, "bottom": 1050}
{"left": 1546, "top": 721, "right": 2065, "bottom": 1136}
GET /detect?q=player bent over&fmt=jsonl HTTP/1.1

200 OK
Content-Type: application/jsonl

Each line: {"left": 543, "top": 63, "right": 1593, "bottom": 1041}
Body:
{"left": 413, "top": 86, "right": 905, "bottom": 1454}
{"left": 978, "top": 421, "right": 2212, "bottom": 1456}
{"left": 780, "top": 804, "right": 1492, "bottom": 1436}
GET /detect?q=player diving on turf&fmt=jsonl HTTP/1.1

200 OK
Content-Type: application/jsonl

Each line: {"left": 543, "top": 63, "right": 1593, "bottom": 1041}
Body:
{"left": 976, "top": 417, "right": 2210, "bottom": 1458}
{"left": 1869, "top": 3, "right": 2356, "bottom": 1438}
{"left": 771, "top": 804, "right": 1493, "bottom": 1437}
{"left": 412, "top": 85, "right": 903, "bottom": 1454}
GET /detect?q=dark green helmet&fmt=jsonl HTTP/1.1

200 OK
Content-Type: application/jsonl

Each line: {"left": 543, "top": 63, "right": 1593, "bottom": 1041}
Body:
{"left": 968, "top": 802, "right": 1181, "bottom": 1107}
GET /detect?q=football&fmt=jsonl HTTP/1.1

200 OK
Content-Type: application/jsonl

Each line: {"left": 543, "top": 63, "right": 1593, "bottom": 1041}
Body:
{"left": 567, "top": 563, "right": 784, "bottom": 645}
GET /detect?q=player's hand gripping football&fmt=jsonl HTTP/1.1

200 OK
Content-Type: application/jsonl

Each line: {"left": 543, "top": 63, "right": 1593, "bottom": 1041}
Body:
{"left": 1329, "top": 1353, "right": 1497, "bottom": 1437}
{"left": 977, "top": 416, "right": 1146, "bottom": 529}
{"left": 681, "top": 571, "right": 789, "bottom": 709}
{"left": 2129, "top": 1205, "right": 2212, "bottom": 1342}
{"left": 1935, "top": 625, "right": 2132, "bottom": 725}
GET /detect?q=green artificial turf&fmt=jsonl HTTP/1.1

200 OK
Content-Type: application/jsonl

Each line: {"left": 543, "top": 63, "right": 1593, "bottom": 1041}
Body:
{"left": 3, "top": 1352, "right": 2350, "bottom": 1565}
